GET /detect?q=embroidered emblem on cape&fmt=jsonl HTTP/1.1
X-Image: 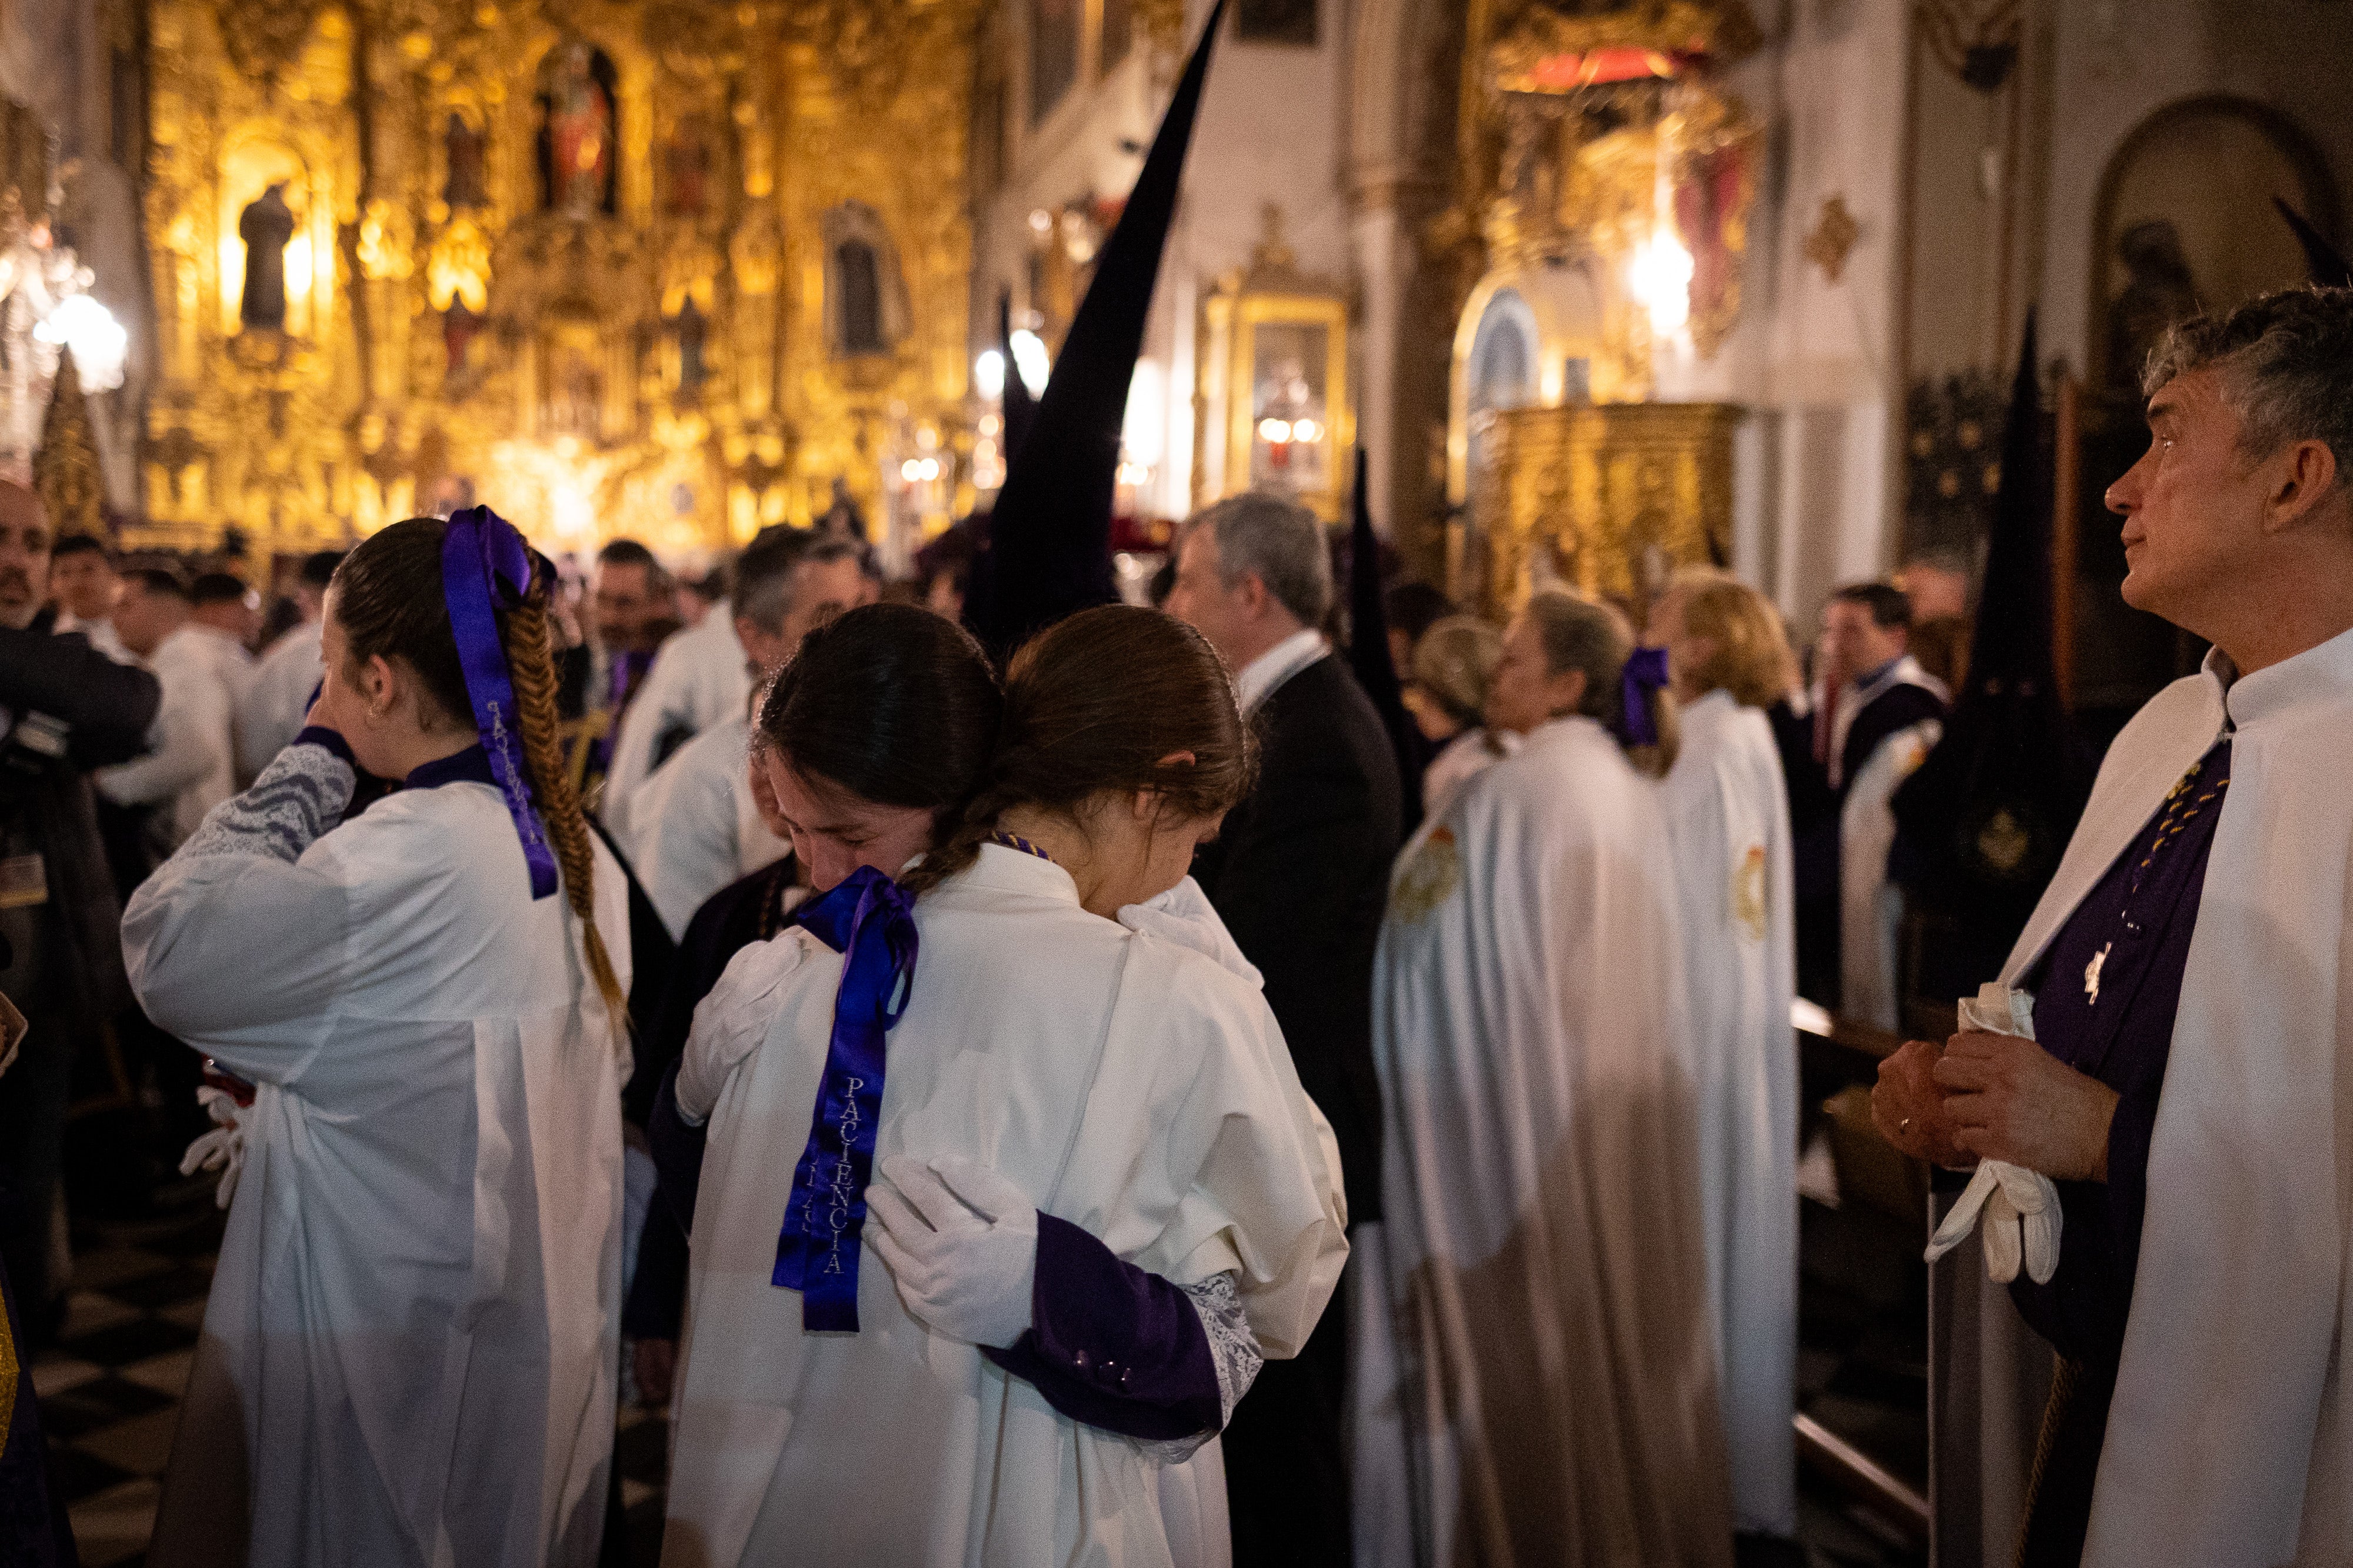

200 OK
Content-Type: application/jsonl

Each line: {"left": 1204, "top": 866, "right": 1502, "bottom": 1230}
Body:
{"left": 1391, "top": 824, "right": 1461, "bottom": 924}
{"left": 1975, "top": 808, "right": 2031, "bottom": 875}
{"left": 1732, "top": 844, "right": 1768, "bottom": 942}
{"left": 2084, "top": 940, "right": 2111, "bottom": 1007}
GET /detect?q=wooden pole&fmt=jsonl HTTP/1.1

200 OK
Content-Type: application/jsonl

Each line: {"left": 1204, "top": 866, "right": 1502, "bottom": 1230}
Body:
{"left": 2052, "top": 370, "right": 2081, "bottom": 709}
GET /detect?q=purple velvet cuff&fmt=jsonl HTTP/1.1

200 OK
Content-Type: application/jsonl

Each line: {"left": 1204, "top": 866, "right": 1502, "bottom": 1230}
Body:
{"left": 982, "top": 1212, "right": 1221, "bottom": 1442}
{"left": 293, "top": 725, "right": 356, "bottom": 770}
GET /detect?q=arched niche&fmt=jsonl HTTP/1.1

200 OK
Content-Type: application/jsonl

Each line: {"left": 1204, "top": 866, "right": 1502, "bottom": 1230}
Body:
{"left": 215, "top": 132, "right": 335, "bottom": 340}
{"left": 535, "top": 39, "right": 624, "bottom": 218}
{"left": 1446, "top": 258, "right": 1607, "bottom": 504}
{"left": 2087, "top": 96, "right": 2339, "bottom": 398}
{"left": 821, "top": 202, "right": 913, "bottom": 360}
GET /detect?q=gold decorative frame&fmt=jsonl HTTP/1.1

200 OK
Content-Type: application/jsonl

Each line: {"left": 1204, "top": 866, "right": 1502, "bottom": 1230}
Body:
{"left": 1469, "top": 399, "right": 1740, "bottom": 613}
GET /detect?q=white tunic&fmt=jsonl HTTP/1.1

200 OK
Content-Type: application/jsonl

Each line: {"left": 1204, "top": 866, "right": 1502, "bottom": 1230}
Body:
{"left": 94, "top": 623, "right": 238, "bottom": 850}
{"left": 1964, "top": 629, "right": 2353, "bottom": 1566}
{"left": 1356, "top": 716, "right": 1733, "bottom": 1568}
{"left": 1837, "top": 656, "right": 1944, "bottom": 1030}
{"left": 236, "top": 619, "right": 323, "bottom": 783}
{"left": 122, "top": 743, "right": 632, "bottom": 1568}
{"left": 624, "top": 715, "right": 789, "bottom": 941}
{"left": 1419, "top": 729, "right": 1517, "bottom": 819}
{"left": 1660, "top": 690, "right": 1798, "bottom": 1538}
{"left": 665, "top": 846, "right": 1347, "bottom": 1568}
{"left": 601, "top": 608, "right": 749, "bottom": 840}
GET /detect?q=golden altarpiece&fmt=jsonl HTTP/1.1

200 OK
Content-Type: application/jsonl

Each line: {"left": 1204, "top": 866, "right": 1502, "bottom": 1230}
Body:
{"left": 137, "top": 0, "right": 986, "bottom": 556}
{"left": 1442, "top": 1, "right": 1761, "bottom": 615}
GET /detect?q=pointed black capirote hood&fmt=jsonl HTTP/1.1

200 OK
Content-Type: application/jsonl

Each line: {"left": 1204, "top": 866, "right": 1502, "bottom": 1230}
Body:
{"left": 1891, "top": 308, "right": 2095, "bottom": 991}
{"left": 998, "top": 289, "right": 1038, "bottom": 466}
{"left": 2274, "top": 197, "right": 2352, "bottom": 289}
{"left": 965, "top": 0, "right": 1231, "bottom": 660}
{"left": 1347, "top": 447, "right": 1425, "bottom": 827}
{"left": 1962, "top": 309, "right": 2052, "bottom": 688}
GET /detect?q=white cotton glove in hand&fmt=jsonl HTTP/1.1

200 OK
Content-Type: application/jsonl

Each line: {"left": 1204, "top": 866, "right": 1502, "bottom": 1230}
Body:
{"left": 865, "top": 1153, "right": 1038, "bottom": 1349}
{"left": 1924, "top": 984, "right": 2063, "bottom": 1284}
{"left": 178, "top": 1085, "right": 249, "bottom": 1211}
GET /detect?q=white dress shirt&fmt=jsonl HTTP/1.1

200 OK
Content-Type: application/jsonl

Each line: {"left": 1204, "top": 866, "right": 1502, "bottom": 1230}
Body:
{"left": 1235, "top": 627, "right": 1329, "bottom": 715}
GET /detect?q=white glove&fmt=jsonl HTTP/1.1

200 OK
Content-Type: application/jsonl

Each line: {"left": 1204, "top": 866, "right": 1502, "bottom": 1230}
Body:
{"left": 1923, "top": 984, "right": 2063, "bottom": 1284}
{"left": 178, "top": 1085, "right": 249, "bottom": 1211}
{"left": 865, "top": 1153, "right": 1038, "bottom": 1349}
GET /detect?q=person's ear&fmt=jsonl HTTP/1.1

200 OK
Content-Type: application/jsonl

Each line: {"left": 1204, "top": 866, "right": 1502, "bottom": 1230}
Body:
{"left": 1237, "top": 571, "right": 1270, "bottom": 619}
{"left": 363, "top": 653, "right": 402, "bottom": 723}
{"left": 1547, "top": 666, "right": 1588, "bottom": 718}
{"left": 2264, "top": 438, "right": 2341, "bottom": 535}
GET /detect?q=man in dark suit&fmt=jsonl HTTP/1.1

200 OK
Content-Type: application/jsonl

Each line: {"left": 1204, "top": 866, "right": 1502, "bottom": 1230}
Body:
{"left": 1168, "top": 491, "right": 1402, "bottom": 1567}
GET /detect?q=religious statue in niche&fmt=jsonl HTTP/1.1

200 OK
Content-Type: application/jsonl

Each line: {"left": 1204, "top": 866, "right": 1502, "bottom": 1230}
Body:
{"left": 2104, "top": 219, "right": 2200, "bottom": 394}
{"left": 664, "top": 115, "right": 714, "bottom": 220}
{"left": 238, "top": 181, "right": 295, "bottom": 332}
{"left": 821, "top": 202, "right": 911, "bottom": 360}
{"left": 544, "top": 320, "right": 605, "bottom": 439}
{"left": 836, "top": 240, "right": 882, "bottom": 355}
{"left": 444, "top": 300, "right": 486, "bottom": 388}
{"left": 538, "top": 42, "right": 618, "bottom": 218}
{"left": 444, "top": 112, "right": 489, "bottom": 211}
{"left": 672, "top": 295, "right": 710, "bottom": 395}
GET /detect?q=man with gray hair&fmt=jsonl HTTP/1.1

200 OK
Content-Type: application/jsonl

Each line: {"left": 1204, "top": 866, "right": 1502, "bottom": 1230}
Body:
{"left": 1168, "top": 489, "right": 1401, "bottom": 1567}
{"left": 625, "top": 532, "right": 870, "bottom": 939}
{"left": 1874, "top": 286, "right": 2353, "bottom": 1565}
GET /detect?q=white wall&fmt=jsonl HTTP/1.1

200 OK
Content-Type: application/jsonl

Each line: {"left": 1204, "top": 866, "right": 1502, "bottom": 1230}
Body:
{"left": 1660, "top": 0, "right": 1916, "bottom": 622}
{"left": 972, "top": 0, "right": 1352, "bottom": 523}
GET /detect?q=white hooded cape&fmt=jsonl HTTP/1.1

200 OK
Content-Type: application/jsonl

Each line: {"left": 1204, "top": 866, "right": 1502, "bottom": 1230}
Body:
{"left": 602, "top": 609, "right": 749, "bottom": 839}
{"left": 1659, "top": 690, "right": 1799, "bottom": 1537}
{"left": 123, "top": 766, "right": 631, "bottom": 1568}
{"left": 1355, "top": 716, "right": 1734, "bottom": 1567}
{"left": 662, "top": 847, "right": 1347, "bottom": 1568}
{"left": 1964, "top": 629, "right": 2353, "bottom": 1565}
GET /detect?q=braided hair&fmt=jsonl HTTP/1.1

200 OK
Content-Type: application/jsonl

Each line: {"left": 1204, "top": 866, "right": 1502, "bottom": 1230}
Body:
{"left": 331, "top": 518, "right": 626, "bottom": 1027}
{"left": 899, "top": 605, "right": 1257, "bottom": 896}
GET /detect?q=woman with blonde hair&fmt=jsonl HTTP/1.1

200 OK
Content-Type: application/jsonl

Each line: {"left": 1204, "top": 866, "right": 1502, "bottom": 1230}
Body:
{"left": 1356, "top": 589, "right": 1734, "bottom": 1566}
{"left": 1651, "top": 568, "right": 1802, "bottom": 1548}
{"left": 125, "top": 510, "right": 631, "bottom": 1567}
{"left": 1405, "top": 614, "right": 1514, "bottom": 815}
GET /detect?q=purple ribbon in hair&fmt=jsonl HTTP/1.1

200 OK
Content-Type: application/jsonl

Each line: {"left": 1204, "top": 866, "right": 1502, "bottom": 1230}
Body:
{"left": 1619, "top": 646, "right": 1673, "bottom": 748}
{"left": 441, "top": 506, "right": 559, "bottom": 901}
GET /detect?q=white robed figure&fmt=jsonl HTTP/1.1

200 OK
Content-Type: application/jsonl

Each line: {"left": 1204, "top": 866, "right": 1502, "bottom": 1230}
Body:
{"left": 1357, "top": 592, "right": 1734, "bottom": 1568}
{"left": 657, "top": 605, "right": 1346, "bottom": 1568}
{"left": 124, "top": 512, "right": 632, "bottom": 1568}
{"left": 1652, "top": 572, "right": 1800, "bottom": 1540}
{"left": 1879, "top": 289, "right": 2353, "bottom": 1564}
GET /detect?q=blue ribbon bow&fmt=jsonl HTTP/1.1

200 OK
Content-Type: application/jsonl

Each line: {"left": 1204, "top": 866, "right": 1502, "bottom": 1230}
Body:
{"left": 441, "top": 507, "right": 559, "bottom": 901}
{"left": 1619, "top": 646, "right": 1673, "bottom": 748}
{"left": 773, "top": 865, "right": 921, "bottom": 1331}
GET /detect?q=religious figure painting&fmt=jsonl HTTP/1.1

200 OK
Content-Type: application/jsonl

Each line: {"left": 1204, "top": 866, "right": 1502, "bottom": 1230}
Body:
{"left": 543, "top": 321, "right": 606, "bottom": 440}
{"left": 444, "top": 112, "right": 489, "bottom": 211}
{"left": 537, "top": 41, "right": 619, "bottom": 218}
{"left": 664, "top": 115, "right": 714, "bottom": 219}
{"left": 237, "top": 181, "right": 295, "bottom": 332}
